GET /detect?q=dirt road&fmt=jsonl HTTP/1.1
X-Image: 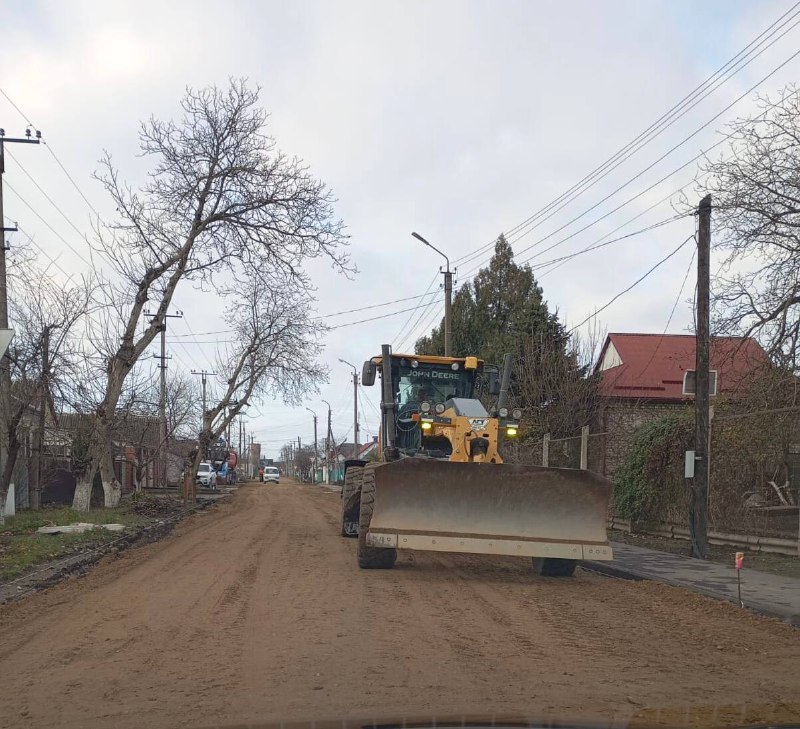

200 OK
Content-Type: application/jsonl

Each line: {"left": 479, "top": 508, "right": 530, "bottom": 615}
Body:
{"left": 0, "top": 483, "right": 798, "bottom": 729}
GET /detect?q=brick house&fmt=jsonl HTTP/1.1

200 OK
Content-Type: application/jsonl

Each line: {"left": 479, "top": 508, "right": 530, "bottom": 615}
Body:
{"left": 592, "top": 333, "right": 769, "bottom": 478}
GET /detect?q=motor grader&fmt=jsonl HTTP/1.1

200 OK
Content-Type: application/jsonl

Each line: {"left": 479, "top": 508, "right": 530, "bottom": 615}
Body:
{"left": 340, "top": 344, "right": 613, "bottom": 575}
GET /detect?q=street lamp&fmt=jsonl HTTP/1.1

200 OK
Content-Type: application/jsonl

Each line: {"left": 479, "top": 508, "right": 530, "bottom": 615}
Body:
{"left": 412, "top": 231, "right": 453, "bottom": 356}
{"left": 321, "top": 399, "right": 332, "bottom": 484}
{"left": 305, "top": 406, "right": 318, "bottom": 483}
{"left": 338, "top": 358, "right": 360, "bottom": 455}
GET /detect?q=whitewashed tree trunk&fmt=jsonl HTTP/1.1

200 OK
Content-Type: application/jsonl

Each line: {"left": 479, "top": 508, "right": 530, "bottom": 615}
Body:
{"left": 100, "top": 451, "right": 122, "bottom": 508}
{"left": 73, "top": 471, "right": 94, "bottom": 512}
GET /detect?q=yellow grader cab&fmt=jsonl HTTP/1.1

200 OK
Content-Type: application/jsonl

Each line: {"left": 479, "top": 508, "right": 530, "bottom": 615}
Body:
{"left": 340, "top": 345, "right": 612, "bottom": 576}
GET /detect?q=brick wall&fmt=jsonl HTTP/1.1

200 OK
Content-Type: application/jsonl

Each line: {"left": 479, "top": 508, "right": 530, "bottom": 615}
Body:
{"left": 594, "top": 399, "right": 688, "bottom": 478}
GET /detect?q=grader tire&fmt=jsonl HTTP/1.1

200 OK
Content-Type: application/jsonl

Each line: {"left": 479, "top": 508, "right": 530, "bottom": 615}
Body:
{"left": 357, "top": 464, "right": 397, "bottom": 569}
{"left": 340, "top": 466, "right": 362, "bottom": 538}
{"left": 532, "top": 557, "right": 577, "bottom": 577}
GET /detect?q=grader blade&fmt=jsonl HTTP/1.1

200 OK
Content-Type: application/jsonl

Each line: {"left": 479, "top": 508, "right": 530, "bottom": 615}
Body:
{"left": 364, "top": 458, "right": 612, "bottom": 561}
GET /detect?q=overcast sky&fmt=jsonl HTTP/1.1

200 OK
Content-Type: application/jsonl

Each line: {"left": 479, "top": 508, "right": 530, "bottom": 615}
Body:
{"left": 2, "top": 0, "right": 799, "bottom": 458}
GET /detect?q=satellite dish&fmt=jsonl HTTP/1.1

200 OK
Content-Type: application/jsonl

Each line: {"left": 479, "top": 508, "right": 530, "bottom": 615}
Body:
{"left": 0, "top": 329, "right": 14, "bottom": 357}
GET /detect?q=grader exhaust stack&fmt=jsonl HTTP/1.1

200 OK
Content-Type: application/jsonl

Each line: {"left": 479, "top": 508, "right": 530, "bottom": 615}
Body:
{"left": 343, "top": 346, "right": 613, "bottom": 574}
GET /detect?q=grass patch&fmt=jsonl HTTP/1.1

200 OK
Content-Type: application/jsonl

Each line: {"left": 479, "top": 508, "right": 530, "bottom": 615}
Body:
{"left": 3, "top": 506, "right": 149, "bottom": 535}
{"left": 1, "top": 496, "right": 184, "bottom": 583}
{"left": 608, "top": 529, "right": 800, "bottom": 579}
{"left": 0, "top": 530, "right": 122, "bottom": 582}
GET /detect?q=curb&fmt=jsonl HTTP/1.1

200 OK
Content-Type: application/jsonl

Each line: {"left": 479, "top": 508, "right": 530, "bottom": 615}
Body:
{"left": 582, "top": 560, "right": 800, "bottom": 628}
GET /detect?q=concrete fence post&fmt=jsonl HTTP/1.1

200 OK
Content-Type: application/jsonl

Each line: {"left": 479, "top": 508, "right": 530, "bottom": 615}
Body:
{"left": 542, "top": 433, "right": 550, "bottom": 467}
{"left": 580, "top": 425, "right": 589, "bottom": 470}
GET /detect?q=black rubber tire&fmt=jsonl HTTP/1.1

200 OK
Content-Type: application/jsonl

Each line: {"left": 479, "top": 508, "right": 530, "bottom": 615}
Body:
{"left": 357, "top": 464, "right": 397, "bottom": 569}
{"left": 532, "top": 557, "right": 578, "bottom": 577}
{"left": 340, "top": 466, "right": 362, "bottom": 537}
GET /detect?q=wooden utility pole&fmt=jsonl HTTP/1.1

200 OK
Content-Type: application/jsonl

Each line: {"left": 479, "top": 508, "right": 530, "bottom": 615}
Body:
{"left": 190, "top": 368, "right": 217, "bottom": 460}
{"left": 30, "top": 327, "right": 51, "bottom": 510}
{"left": 0, "top": 129, "right": 40, "bottom": 504}
{"left": 692, "top": 194, "right": 712, "bottom": 559}
{"left": 148, "top": 310, "right": 181, "bottom": 488}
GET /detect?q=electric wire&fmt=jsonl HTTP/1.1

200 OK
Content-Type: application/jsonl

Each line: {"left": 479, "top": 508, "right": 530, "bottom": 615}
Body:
{"left": 453, "top": 3, "right": 800, "bottom": 267}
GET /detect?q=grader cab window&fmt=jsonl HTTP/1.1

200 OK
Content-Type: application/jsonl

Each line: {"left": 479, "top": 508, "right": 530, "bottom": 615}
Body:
{"left": 393, "top": 360, "right": 476, "bottom": 408}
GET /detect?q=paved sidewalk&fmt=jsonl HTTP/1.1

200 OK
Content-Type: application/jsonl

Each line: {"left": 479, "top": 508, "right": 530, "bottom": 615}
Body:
{"left": 585, "top": 542, "right": 800, "bottom": 626}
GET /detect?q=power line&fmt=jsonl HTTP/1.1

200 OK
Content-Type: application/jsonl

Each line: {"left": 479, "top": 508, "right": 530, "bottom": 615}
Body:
{"left": 398, "top": 298, "right": 445, "bottom": 353}
{"left": 456, "top": 40, "right": 800, "bottom": 273}
{"left": 0, "top": 85, "right": 104, "bottom": 220}
{"left": 567, "top": 234, "right": 695, "bottom": 334}
{"left": 329, "top": 300, "right": 445, "bottom": 330}
{"left": 526, "top": 213, "right": 689, "bottom": 272}
{"left": 453, "top": 3, "right": 800, "bottom": 267}
{"left": 636, "top": 245, "right": 698, "bottom": 378}
{"left": 3, "top": 179, "right": 94, "bottom": 266}
{"left": 391, "top": 271, "right": 440, "bottom": 348}
{"left": 5, "top": 147, "right": 92, "bottom": 242}
{"left": 321, "top": 291, "right": 435, "bottom": 319}
{"left": 399, "top": 213, "right": 691, "bottom": 349}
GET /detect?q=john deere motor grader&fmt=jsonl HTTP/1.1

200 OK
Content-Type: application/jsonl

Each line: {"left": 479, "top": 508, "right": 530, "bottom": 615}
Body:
{"left": 340, "top": 344, "right": 613, "bottom": 575}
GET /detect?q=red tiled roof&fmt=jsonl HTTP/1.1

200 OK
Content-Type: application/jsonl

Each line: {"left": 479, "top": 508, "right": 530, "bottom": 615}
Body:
{"left": 595, "top": 333, "right": 769, "bottom": 400}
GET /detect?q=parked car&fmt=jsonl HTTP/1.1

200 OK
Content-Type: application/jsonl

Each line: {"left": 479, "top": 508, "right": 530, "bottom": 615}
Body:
{"left": 196, "top": 462, "right": 218, "bottom": 489}
{"left": 262, "top": 466, "right": 280, "bottom": 484}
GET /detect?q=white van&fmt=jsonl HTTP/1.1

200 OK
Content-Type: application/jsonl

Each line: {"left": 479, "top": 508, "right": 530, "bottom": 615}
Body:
{"left": 262, "top": 466, "right": 280, "bottom": 484}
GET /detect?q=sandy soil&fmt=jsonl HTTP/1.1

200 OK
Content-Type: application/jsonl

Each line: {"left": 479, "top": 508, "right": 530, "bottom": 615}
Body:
{"left": 0, "top": 482, "right": 797, "bottom": 729}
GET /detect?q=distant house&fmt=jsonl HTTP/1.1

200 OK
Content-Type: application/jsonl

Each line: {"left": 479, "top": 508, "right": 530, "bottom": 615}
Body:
{"left": 328, "top": 437, "right": 379, "bottom": 482}
{"left": 592, "top": 333, "right": 770, "bottom": 477}
{"left": 39, "top": 412, "right": 165, "bottom": 503}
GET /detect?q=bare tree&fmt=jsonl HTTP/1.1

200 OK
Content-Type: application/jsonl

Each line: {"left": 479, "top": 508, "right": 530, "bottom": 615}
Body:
{"left": 191, "top": 273, "right": 325, "bottom": 480}
{"left": 697, "top": 85, "right": 800, "bottom": 369}
{"left": 74, "top": 79, "right": 348, "bottom": 511}
{"left": 111, "top": 370, "right": 201, "bottom": 490}
{"left": 511, "top": 326, "right": 604, "bottom": 440}
{"left": 0, "top": 250, "right": 90, "bottom": 521}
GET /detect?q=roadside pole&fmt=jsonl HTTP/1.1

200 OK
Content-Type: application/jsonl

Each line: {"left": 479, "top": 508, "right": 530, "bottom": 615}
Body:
{"left": 149, "top": 310, "right": 182, "bottom": 488}
{"left": 412, "top": 232, "right": 453, "bottom": 356}
{"left": 0, "top": 129, "right": 40, "bottom": 510}
{"left": 191, "top": 369, "right": 217, "bottom": 461}
{"left": 692, "top": 194, "right": 712, "bottom": 559}
{"left": 322, "top": 399, "right": 331, "bottom": 484}
{"left": 30, "top": 326, "right": 51, "bottom": 510}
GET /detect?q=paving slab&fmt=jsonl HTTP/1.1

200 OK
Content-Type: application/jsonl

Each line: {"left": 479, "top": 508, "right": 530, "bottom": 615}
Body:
{"left": 584, "top": 541, "right": 800, "bottom": 626}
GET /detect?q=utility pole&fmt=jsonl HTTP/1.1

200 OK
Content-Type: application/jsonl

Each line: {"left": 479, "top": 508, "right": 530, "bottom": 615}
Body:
{"left": 692, "top": 194, "right": 712, "bottom": 560}
{"left": 148, "top": 310, "right": 182, "bottom": 488}
{"left": 190, "top": 369, "right": 217, "bottom": 459}
{"left": 30, "top": 326, "right": 51, "bottom": 511}
{"left": 322, "top": 399, "right": 331, "bottom": 484}
{"left": 0, "top": 127, "right": 41, "bottom": 491}
{"left": 412, "top": 231, "right": 453, "bottom": 356}
{"left": 339, "top": 359, "right": 360, "bottom": 455}
{"left": 306, "top": 407, "right": 318, "bottom": 483}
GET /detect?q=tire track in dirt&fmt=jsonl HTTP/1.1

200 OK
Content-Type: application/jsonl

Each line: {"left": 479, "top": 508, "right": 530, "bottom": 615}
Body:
{"left": 0, "top": 483, "right": 798, "bottom": 729}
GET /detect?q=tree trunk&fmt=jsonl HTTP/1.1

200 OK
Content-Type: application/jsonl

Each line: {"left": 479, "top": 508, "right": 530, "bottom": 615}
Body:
{"left": 0, "top": 437, "right": 22, "bottom": 524}
{"left": 72, "top": 425, "right": 104, "bottom": 511}
{"left": 72, "top": 470, "right": 95, "bottom": 512}
{"left": 0, "top": 407, "right": 25, "bottom": 518}
{"left": 100, "top": 450, "right": 122, "bottom": 507}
